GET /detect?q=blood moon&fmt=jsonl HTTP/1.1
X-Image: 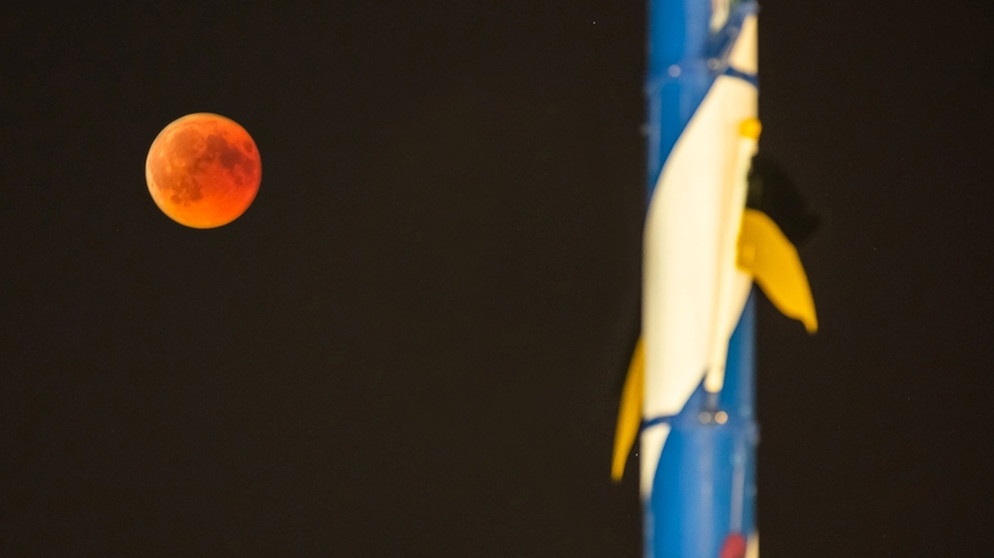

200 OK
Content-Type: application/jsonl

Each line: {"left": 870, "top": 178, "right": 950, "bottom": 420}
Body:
{"left": 145, "top": 113, "right": 261, "bottom": 228}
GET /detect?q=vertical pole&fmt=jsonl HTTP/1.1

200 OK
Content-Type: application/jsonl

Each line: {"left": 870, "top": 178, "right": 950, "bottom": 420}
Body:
{"left": 641, "top": 1, "right": 760, "bottom": 556}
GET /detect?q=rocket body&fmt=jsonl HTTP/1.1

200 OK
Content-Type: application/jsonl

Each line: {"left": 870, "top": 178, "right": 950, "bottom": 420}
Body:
{"left": 641, "top": 1, "right": 760, "bottom": 556}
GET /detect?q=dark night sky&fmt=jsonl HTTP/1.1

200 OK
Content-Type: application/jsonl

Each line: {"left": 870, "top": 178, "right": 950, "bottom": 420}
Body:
{"left": 2, "top": 1, "right": 993, "bottom": 556}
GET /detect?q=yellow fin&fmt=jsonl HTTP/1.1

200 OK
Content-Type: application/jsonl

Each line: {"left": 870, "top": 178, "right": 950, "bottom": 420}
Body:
{"left": 611, "top": 336, "right": 644, "bottom": 482}
{"left": 737, "top": 209, "right": 818, "bottom": 333}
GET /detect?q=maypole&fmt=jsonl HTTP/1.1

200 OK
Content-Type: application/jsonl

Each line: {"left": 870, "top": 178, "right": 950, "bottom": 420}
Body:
{"left": 612, "top": 1, "right": 818, "bottom": 556}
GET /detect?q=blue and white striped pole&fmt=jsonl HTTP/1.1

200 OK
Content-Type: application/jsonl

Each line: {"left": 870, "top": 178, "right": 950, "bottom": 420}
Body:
{"left": 612, "top": 2, "right": 816, "bottom": 555}
{"left": 641, "top": 2, "right": 761, "bottom": 555}
{"left": 610, "top": 1, "right": 801, "bottom": 555}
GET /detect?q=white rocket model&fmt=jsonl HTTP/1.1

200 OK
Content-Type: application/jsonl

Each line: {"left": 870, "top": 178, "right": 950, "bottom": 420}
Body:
{"left": 611, "top": 2, "right": 818, "bottom": 556}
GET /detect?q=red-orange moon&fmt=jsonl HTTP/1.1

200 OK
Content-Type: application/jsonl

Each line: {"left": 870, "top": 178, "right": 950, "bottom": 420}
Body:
{"left": 145, "top": 113, "right": 261, "bottom": 228}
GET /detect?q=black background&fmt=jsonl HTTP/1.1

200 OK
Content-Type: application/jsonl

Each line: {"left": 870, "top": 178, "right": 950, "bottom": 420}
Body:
{"left": 2, "top": 1, "right": 992, "bottom": 556}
